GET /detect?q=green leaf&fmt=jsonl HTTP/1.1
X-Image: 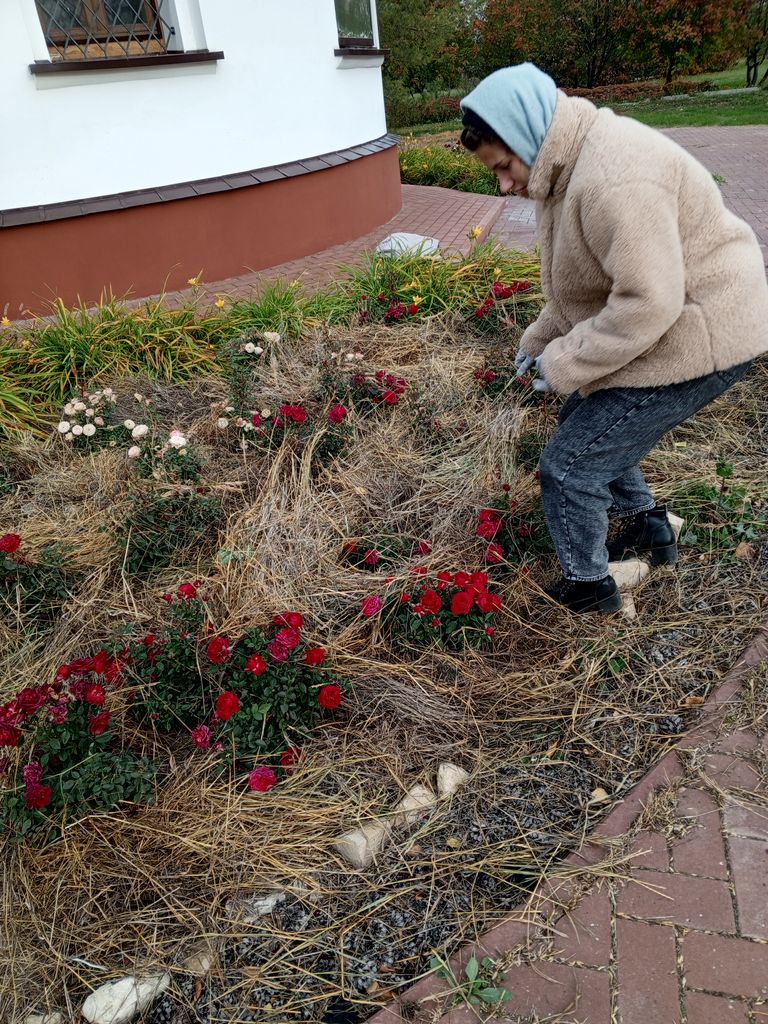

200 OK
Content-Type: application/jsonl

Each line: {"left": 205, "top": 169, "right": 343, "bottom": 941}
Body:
{"left": 464, "top": 955, "right": 479, "bottom": 983}
{"left": 478, "top": 987, "right": 509, "bottom": 1004}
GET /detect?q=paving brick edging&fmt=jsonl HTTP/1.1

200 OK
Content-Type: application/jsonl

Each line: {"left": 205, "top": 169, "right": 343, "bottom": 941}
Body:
{"left": 367, "top": 618, "right": 768, "bottom": 1024}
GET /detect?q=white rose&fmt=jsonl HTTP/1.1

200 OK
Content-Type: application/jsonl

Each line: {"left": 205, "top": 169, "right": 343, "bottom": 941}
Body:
{"left": 71, "top": 424, "right": 83, "bottom": 436}
{"left": 127, "top": 446, "right": 141, "bottom": 459}
{"left": 73, "top": 401, "right": 86, "bottom": 412}
{"left": 253, "top": 346, "right": 263, "bottom": 355}
{"left": 263, "top": 331, "right": 281, "bottom": 343}
{"left": 355, "top": 352, "right": 364, "bottom": 360}
{"left": 57, "top": 421, "right": 71, "bottom": 433}
{"left": 235, "top": 417, "right": 246, "bottom": 428}
{"left": 261, "top": 408, "right": 271, "bottom": 418}
{"left": 217, "top": 417, "right": 229, "bottom": 429}
{"left": 132, "top": 424, "right": 149, "bottom": 439}
{"left": 103, "top": 388, "right": 115, "bottom": 398}
{"left": 82, "top": 423, "right": 96, "bottom": 437}
{"left": 244, "top": 343, "right": 256, "bottom": 354}
{"left": 178, "top": 448, "right": 187, "bottom": 456}
{"left": 85, "top": 408, "right": 95, "bottom": 418}
{"left": 225, "top": 406, "right": 234, "bottom": 413}
{"left": 123, "top": 419, "right": 136, "bottom": 430}
{"left": 168, "top": 434, "right": 187, "bottom": 449}
{"left": 63, "top": 403, "right": 75, "bottom": 416}
{"left": 94, "top": 417, "right": 104, "bottom": 426}
{"left": 345, "top": 353, "right": 355, "bottom": 362}
{"left": 64, "top": 432, "right": 74, "bottom": 442}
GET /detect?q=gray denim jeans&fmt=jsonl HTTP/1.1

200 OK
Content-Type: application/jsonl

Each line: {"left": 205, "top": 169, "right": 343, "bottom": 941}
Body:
{"left": 538, "top": 362, "right": 753, "bottom": 581}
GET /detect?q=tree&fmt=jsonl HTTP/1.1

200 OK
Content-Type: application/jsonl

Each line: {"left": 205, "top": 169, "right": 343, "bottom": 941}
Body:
{"left": 629, "top": 0, "right": 746, "bottom": 84}
{"left": 746, "top": 0, "right": 768, "bottom": 86}
{"left": 377, "top": 0, "right": 464, "bottom": 91}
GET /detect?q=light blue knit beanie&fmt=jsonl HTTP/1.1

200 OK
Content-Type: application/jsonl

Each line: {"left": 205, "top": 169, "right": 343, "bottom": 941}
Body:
{"left": 460, "top": 64, "right": 558, "bottom": 167}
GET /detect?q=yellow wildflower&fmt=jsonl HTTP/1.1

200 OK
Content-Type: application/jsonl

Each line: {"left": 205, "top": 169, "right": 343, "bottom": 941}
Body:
{"left": 470, "top": 225, "right": 482, "bottom": 239}
{"left": 290, "top": 279, "right": 300, "bottom": 289}
{"left": 413, "top": 295, "right": 423, "bottom": 304}
{"left": 187, "top": 276, "right": 200, "bottom": 287}
{"left": 215, "top": 297, "right": 226, "bottom": 310}
{"left": 494, "top": 267, "right": 502, "bottom": 278}
{"left": 1, "top": 316, "right": 10, "bottom": 327}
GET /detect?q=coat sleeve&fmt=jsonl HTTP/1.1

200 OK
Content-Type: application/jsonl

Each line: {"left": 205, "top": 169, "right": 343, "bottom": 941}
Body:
{"left": 538, "top": 180, "right": 686, "bottom": 394}
{"left": 518, "top": 303, "right": 562, "bottom": 358}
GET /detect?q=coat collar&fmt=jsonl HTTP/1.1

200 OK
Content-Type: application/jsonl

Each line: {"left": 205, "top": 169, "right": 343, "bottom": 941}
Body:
{"left": 527, "top": 93, "right": 600, "bottom": 202}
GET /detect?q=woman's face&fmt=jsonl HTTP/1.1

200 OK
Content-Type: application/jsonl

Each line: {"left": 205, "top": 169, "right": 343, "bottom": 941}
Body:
{"left": 475, "top": 141, "right": 531, "bottom": 198}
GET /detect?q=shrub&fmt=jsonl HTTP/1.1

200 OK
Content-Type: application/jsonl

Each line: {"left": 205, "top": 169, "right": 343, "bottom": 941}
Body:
{"left": 378, "top": 569, "right": 503, "bottom": 650}
{"left": 386, "top": 91, "right": 461, "bottom": 129}
{"left": 563, "top": 79, "right": 716, "bottom": 103}
{"left": 0, "top": 534, "right": 73, "bottom": 619}
{"left": 399, "top": 145, "right": 497, "bottom": 195}
{"left": 117, "top": 490, "right": 222, "bottom": 576}
{"left": 477, "top": 499, "right": 554, "bottom": 568}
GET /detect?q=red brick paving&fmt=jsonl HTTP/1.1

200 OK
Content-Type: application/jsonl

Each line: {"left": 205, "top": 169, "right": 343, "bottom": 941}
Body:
{"left": 368, "top": 625, "right": 768, "bottom": 1024}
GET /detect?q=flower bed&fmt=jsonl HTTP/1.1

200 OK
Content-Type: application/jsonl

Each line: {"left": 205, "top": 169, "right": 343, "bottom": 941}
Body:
{"left": 1, "top": 249, "right": 766, "bottom": 1024}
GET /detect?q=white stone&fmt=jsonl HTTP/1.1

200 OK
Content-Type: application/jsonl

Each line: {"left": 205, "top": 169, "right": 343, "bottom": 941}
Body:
{"left": 375, "top": 232, "right": 440, "bottom": 257}
{"left": 437, "top": 763, "right": 470, "bottom": 799}
{"left": 668, "top": 512, "right": 684, "bottom": 540}
{"left": 182, "top": 951, "right": 214, "bottom": 976}
{"left": 608, "top": 558, "right": 650, "bottom": 591}
{"left": 621, "top": 595, "right": 638, "bottom": 621}
{"left": 24, "top": 1013, "right": 64, "bottom": 1024}
{"left": 333, "top": 821, "right": 392, "bottom": 868}
{"left": 392, "top": 783, "right": 437, "bottom": 826}
{"left": 227, "top": 889, "right": 286, "bottom": 924}
{"left": 81, "top": 973, "right": 170, "bottom": 1024}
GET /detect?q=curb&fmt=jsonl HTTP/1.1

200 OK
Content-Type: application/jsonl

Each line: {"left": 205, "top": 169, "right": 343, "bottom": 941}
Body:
{"left": 367, "top": 617, "right": 768, "bottom": 1024}
{"left": 474, "top": 196, "right": 507, "bottom": 248}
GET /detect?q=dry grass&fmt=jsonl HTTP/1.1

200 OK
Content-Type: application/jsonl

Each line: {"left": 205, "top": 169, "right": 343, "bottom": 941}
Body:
{"left": 1, "top": 315, "right": 766, "bottom": 1024}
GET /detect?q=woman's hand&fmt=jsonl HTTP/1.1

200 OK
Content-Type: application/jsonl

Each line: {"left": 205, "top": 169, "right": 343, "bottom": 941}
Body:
{"left": 515, "top": 350, "right": 536, "bottom": 376}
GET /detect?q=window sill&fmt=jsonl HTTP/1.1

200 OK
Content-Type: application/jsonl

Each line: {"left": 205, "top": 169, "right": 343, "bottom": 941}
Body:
{"left": 29, "top": 49, "right": 224, "bottom": 74}
{"left": 334, "top": 47, "right": 388, "bottom": 58}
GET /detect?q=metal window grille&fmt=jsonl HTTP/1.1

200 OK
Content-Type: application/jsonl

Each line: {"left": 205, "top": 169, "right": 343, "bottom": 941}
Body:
{"left": 35, "top": 0, "right": 174, "bottom": 62}
{"left": 334, "top": 0, "right": 374, "bottom": 48}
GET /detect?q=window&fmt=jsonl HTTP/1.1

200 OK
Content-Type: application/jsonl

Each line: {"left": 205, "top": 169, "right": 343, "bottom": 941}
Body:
{"left": 334, "top": 0, "right": 374, "bottom": 49}
{"left": 34, "top": 0, "right": 174, "bottom": 61}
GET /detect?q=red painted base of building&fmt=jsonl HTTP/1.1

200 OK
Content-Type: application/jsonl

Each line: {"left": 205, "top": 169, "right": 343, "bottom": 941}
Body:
{"left": 0, "top": 146, "right": 401, "bottom": 317}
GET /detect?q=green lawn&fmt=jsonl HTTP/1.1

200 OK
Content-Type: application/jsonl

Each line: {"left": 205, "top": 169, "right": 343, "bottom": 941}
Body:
{"left": 620, "top": 89, "right": 768, "bottom": 128}
{"left": 681, "top": 59, "right": 749, "bottom": 90}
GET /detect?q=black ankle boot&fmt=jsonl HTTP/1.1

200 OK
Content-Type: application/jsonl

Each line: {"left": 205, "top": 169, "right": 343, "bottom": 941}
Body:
{"left": 544, "top": 575, "right": 623, "bottom": 614}
{"left": 607, "top": 506, "right": 678, "bottom": 565}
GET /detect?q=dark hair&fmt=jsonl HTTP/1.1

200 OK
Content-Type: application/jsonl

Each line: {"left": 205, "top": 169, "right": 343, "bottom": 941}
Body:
{"left": 460, "top": 122, "right": 505, "bottom": 152}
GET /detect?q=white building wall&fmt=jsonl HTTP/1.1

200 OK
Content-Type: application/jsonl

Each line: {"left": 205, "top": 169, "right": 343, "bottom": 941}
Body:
{"left": 0, "top": 0, "right": 387, "bottom": 209}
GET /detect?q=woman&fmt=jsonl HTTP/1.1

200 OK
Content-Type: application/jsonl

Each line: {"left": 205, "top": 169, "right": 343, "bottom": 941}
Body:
{"left": 461, "top": 63, "right": 768, "bottom": 613}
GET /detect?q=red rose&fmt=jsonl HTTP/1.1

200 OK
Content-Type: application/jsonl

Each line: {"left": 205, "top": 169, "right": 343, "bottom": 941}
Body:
{"left": 361, "top": 594, "right": 382, "bottom": 617}
{"left": 15, "top": 687, "right": 48, "bottom": 716}
{"left": 267, "top": 640, "right": 290, "bottom": 662}
{"left": 245, "top": 653, "right": 267, "bottom": 676}
{"left": 328, "top": 404, "right": 347, "bottom": 424}
{"left": 24, "top": 782, "right": 52, "bottom": 810}
{"left": 485, "top": 627, "right": 495, "bottom": 637}
{"left": 484, "top": 370, "right": 497, "bottom": 383}
{"left": 408, "top": 303, "right": 420, "bottom": 315}
{"left": 48, "top": 702, "right": 68, "bottom": 724}
{"left": 305, "top": 648, "right": 325, "bottom": 667}
{"left": 485, "top": 543, "right": 505, "bottom": 564}
{"left": 0, "top": 724, "right": 21, "bottom": 747}
{"left": 273, "top": 612, "right": 304, "bottom": 629}
{"left": 382, "top": 390, "right": 398, "bottom": 405}
{"left": 436, "top": 571, "right": 454, "bottom": 584}
{"left": 55, "top": 664, "right": 71, "bottom": 682}
{"left": 400, "top": 593, "right": 411, "bottom": 603}
{"left": 450, "top": 591, "right": 474, "bottom": 616}
{"left": 502, "top": 483, "right": 511, "bottom": 493}
{"left": 177, "top": 582, "right": 198, "bottom": 600}
{"left": 89, "top": 650, "right": 108, "bottom": 674}
{"left": 280, "top": 747, "right": 301, "bottom": 773}
{"left": 22, "top": 761, "right": 43, "bottom": 785}
{"left": 191, "top": 724, "right": 212, "bottom": 749}
{"left": 416, "top": 540, "right": 432, "bottom": 555}
{"left": 476, "top": 592, "right": 494, "bottom": 614}
{"left": 216, "top": 691, "right": 240, "bottom": 721}
{"left": 105, "top": 659, "right": 122, "bottom": 685}
{"left": 206, "top": 636, "right": 231, "bottom": 664}
{"left": 469, "top": 572, "right": 489, "bottom": 592}
{"left": 479, "top": 508, "right": 501, "bottom": 523}
{"left": 89, "top": 710, "right": 111, "bottom": 737}
{"left": 363, "top": 549, "right": 380, "bottom": 566}
{"left": 420, "top": 589, "right": 442, "bottom": 615}
{"left": 251, "top": 413, "right": 262, "bottom": 428}
{"left": 318, "top": 684, "right": 342, "bottom": 710}
{"left": 454, "top": 572, "right": 470, "bottom": 588}
{"left": 85, "top": 683, "right": 106, "bottom": 706}
{"left": 161, "top": 593, "right": 173, "bottom": 603}
{"left": 0, "top": 534, "right": 21, "bottom": 554}
{"left": 477, "top": 519, "right": 501, "bottom": 540}
{"left": 248, "top": 766, "right": 278, "bottom": 792}
{"left": 375, "top": 369, "right": 386, "bottom": 380}
{"left": 275, "top": 627, "right": 301, "bottom": 651}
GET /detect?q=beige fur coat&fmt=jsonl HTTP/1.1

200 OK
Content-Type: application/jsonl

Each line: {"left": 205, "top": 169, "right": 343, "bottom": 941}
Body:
{"left": 519, "top": 93, "right": 768, "bottom": 395}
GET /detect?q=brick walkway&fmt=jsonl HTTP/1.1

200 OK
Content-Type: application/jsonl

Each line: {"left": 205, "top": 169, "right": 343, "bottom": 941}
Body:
{"left": 492, "top": 125, "right": 768, "bottom": 263}
{"left": 370, "top": 627, "right": 768, "bottom": 1024}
